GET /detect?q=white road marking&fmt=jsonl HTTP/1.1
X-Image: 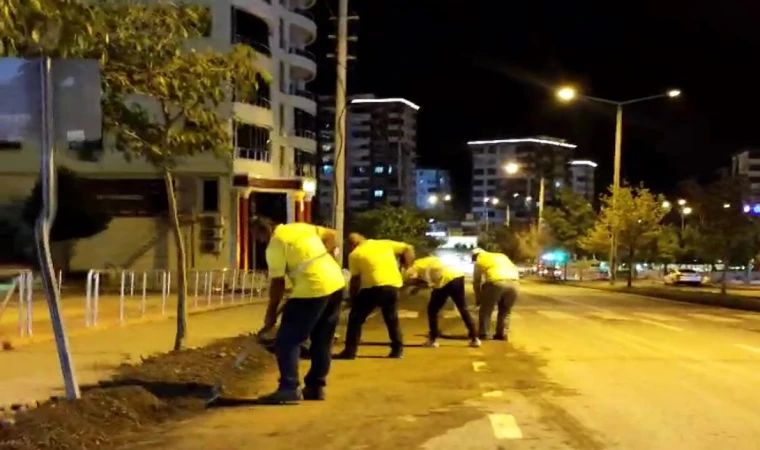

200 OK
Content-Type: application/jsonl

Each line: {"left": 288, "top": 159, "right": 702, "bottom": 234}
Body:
{"left": 637, "top": 319, "right": 684, "bottom": 332}
{"left": 734, "top": 313, "right": 760, "bottom": 321}
{"left": 633, "top": 312, "right": 686, "bottom": 322}
{"left": 734, "top": 344, "right": 760, "bottom": 354}
{"left": 397, "top": 310, "right": 419, "bottom": 319}
{"left": 472, "top": 361, "right": 487, "bottom": 372}
{"left": 442, "top": 310, "right": 461, "bottom": 319}
{"left": 482, "top": 390, "right": 504, "bottom": 398}
{"left": 536, "top": 310, "right": 578, "bottom": 320}
{"left": 488, "top": 414, "right": 523, "bottom": 440}
{"left": 689, "top": 313, "right": 742, "bottom": 323}
{"left": 468, "top": 349, "right": 485, "bottom": 357}
{"left": 589, "top": 311, "right": 630, "bottom": 321}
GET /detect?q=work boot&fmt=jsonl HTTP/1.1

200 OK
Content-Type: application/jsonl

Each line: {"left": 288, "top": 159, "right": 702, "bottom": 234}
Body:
{"left": 388, "top": 348, "right": 404, "bottom": 359}
{"left": 423, "top": 338, "right": 440, "bottom": 348}
{"left": 492, "top": 334, "right": 508, "bottom": 342}
{"left": 469, "top": 337, "right": 482, "bottom": 348}
{"left": 334, "top": 349, "right": 357, "bottom": 360}
{"left": 257, "top": 388, "right": 303, "bottom": 405}
{"left": 303, "top": 386, "right": 326, "bottom": 401}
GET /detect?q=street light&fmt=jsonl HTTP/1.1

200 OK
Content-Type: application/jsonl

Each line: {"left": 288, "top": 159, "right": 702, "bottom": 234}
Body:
{"left": 662, "top": 200, "right": 671, "bottom": 209}
{"left": 678, "top": 199, "right": 687, "bottom": 206}
{"left": 723, "top": 203, "right": 731, "bottom": 209}
{"left": 682, "top": 206, "right": 692, "bottom": 215}
{"left": 444, "top": 194, "right": 452, "bottom": 202}
{"left": 681, "top": 206, "right": 692, "bottom": 231}
{"left": 667, "top": 89, "right": 682, "bottom": 98}
{"left": 504, "top": 162, "right": 520, "bottom": 175}
{"left": 556, "top": 87, "right": 577, "bottom": 101}
{"left": 483, "top": 197, "right": 499, "bottom": 231}
{"left": 428, "top": 194, "right": 438, "bottom": 205}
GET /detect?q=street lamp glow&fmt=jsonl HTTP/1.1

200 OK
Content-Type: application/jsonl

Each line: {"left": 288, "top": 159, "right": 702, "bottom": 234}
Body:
{"left": 443, "top": 194, "right": 451, "bottom": 202}
{"left": 556, "top": 86, "right": 577, "bottom": 102}
{"left": 504, "top": 162, "right": 520, "bottom": 175}
{"left": 682, "top": 206, "right": 693, "bottom": 215}
{"left": 662, "top": 200, "right": 671, "bottom": 209}
{"left": 677, "top": 199, "right": 687, "bottom": 206}
{"left": 667, "top": 89, "right": 682, "bottom": 98}
{"left": 724, "top": 203, "right": 731, "bottom": 209}
{"left": 428, "top": 194, "right": 438, "bottom": 205}
{"left": 491, "top": 198, "right": 500, "bottom": 205}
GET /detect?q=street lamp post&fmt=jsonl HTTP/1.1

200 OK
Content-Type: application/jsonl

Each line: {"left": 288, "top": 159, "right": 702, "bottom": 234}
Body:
{"left": 681, "top": 206, "right": 692, "bottom": 231}
{"left": 556, "top": 86, "right": 681, "bottom": 282}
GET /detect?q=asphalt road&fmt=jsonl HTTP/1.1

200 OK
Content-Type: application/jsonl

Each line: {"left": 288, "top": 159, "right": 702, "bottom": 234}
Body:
{"left": 124, "top": 282, "right": 760, "bottom": 450}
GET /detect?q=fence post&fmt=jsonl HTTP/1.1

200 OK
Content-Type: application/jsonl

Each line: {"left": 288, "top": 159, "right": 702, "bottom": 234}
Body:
{"left": 17, "top": 273, "right": 26, "bottom": 337}
{"left": 85, "top": 269, "right": 94, "bottom": 327}
{"left": 57, "top": 269, "right": 63, "bottom": 295}
{"left": 161, "top": 271, "right": 168, "bottom": 315}
{"left": 141, "top": 271, "right": 147, "bottom": 318}
{"left": 219, "top": 270, "right": 226, "bottom": 305}
{"left": 205, "top": 271, "right": 212, "bottom": 307}
{"left": 119, "top": 271, "right": 126, "bottom": 324}
{"left": 25, "top": 271, "right": 32, "bottom": 337}
{"left": 193, "top": 271, "right": 200, "bottom": 309}
{"left": 129, "top": 271, "right": 135, "bottom": 298}
{"left": 240, "top": 270, "right": 247, "bottom": 302}
{"left": 93, "top": 272, "right": 100, "bottom": 327}
{"left": 230, "top": 269, "right": 238, "bottom": 303}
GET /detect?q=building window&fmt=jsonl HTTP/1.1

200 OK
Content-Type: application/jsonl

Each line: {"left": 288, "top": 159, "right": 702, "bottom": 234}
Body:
{"left": 374, "top": 166, "right": 384, "bottom": 174}
{"left": 374, "top": 190, "right": 384, "bottom": 198}
{"left": 279, "top": 104, "right": 285, "bottom": 135}
{"left": 279, "top": 18, "right": 286, "bottom": 49}
{"left": 235, "top": 122, "right": 271, "bottom": 161}
{"left": 322, "top": 165, "right": 334, "bottom": 174}
{"left": 0, "top": 140, "right": 22, "bottom": 151}
{"left": 201, "top": 179, "right": 219, "bottom": 213}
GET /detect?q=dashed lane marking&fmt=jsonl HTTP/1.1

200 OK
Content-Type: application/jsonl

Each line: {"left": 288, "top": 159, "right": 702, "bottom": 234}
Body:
{"left": 472, "top": 361, "right": 487, "bottom": 372}
{"left": 482, "top": 390, "right": 504, "bottom": 398}
{"left": 637, "top": 319, "right": 685, "bottom": 332}
{"left": 689, "top": 313, "right": 742, "bottom": 323}
{"left": 589, "top": 311, "right": 630, "bottom": 321}
{"left": 535, "top": 310, "right": 578, "bottom": 320}
{"left": 488, "top": 414, "right": 523, "bottom": 440}
{"left": 734, "top": 344, "right": 760, "bottom": 355}
{"left": 633, "top": 312, "right": 687, "bottom": 322}
{"left": 397, "top": 310, "right": 419, "bottom": 319}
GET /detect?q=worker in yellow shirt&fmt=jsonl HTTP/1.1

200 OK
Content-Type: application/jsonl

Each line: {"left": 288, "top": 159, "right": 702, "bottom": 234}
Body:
{"left": 472, "top": 248, "right": 520, "bottom": 341}
{"left": 335, "top": 233, "right": 415, "bottom": 360}
{"left": 252, "top": 218, "right": 346, "bottom": 404}
{"left": 404, "top": 256, "right": 480, "bottom": 348}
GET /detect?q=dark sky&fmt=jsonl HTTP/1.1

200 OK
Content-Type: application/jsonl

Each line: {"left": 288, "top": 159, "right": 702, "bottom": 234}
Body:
{"left": 313, "top": 1, "right": 760, "bottom": 207}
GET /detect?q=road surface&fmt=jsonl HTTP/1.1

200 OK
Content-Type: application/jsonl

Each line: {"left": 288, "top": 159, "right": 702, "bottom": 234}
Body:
{"left": 124, "top": 282, "right": 760, "bottom": 449}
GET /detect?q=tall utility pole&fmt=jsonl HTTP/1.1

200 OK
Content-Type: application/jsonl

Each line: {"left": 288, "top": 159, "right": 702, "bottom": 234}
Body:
{"left": 610, "top": 105, "right": 623, "bottom": 283}
{"left": 333, "top": 0, "right": 348, "bottom": 260}
{"left": 537, "top": 176, "right": 546, "bottom": 230}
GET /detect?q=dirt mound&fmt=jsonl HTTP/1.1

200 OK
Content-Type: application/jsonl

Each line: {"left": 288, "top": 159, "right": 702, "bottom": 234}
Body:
{"left": 0, "top": 334, "right": 272, "bottom": 450}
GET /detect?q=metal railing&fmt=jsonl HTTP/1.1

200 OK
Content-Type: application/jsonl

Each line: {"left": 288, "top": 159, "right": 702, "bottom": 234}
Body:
{"left": 236, "top": 146, "right": 272, "bottom": 162}
{"left": 234, "top": 91, "right": 271, "bottom": 109}
{"left": 292, "top": 128, "right": 316, "bottom": 140}
{"left": 288, "top": 85, "right": 315, "bottom": 100}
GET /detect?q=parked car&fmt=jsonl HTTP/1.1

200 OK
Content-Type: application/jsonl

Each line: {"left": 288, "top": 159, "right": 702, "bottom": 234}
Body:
{"left": 663, "top": 268, "right": 704, "bottom": 286}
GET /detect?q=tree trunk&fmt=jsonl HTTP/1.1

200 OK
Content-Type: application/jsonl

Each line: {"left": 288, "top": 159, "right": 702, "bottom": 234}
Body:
{"left": 164, "top": 171, "right": 188, "bottom": 351}
{"left": 627, "top": 248, "right": 634, "bottom": 288}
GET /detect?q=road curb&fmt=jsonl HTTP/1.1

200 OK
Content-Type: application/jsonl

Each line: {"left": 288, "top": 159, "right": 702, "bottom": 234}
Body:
{"left": 0, "top": 299, "right": 266, "bottom": 351}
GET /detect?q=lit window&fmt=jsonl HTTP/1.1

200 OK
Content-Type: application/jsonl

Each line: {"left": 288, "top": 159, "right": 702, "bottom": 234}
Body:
{"left": 374, "top": 166, "right": 384, "bottom": 174}
{"left": 322, "top": 165, "right": 334, "bottom": 174}
{"left": 374, "top": 190, "right": 384, "bottom": 198}
{"left": 388, "top": 165, "right": 394, "bottom": 173}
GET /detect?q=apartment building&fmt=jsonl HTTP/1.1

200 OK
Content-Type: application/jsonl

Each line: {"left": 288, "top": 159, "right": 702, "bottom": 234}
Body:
{"left": 415, "top": 169, "right": 451, "bottom": 210}
{"left": 316, "top": 95, "right": 419, "bottom": 223}
{"left": 732, "top": 149, "right": 760, "bottom": 203}
{"left": 0, "top": 0, "right": 319, "bottom": 273}
{"left": 468, "top": 137, "right": 577, "bottom": 223}
{"left": 568, "top": 160, "right": 597, "bottom": 202}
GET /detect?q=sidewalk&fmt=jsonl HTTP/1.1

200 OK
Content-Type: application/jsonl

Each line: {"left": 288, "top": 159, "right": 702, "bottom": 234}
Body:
{"left": 0, "top": 290, "right": 258, "bottom": 346}
{"left": 0, "top": 301, "right": 267, "bottom": 408}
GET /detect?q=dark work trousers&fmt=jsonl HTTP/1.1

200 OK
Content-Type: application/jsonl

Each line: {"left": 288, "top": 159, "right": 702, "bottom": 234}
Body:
{"left": 343, "top": 286, "right": 403, "bottom": 356}
{"left": 477, "top": 281, "right": 519, "bottom": 338}
{"left": 428, "top": 277, "right": 477, "bottom": 340}
{"left": 275, "top": 289, "right": 344, "bottom": 392}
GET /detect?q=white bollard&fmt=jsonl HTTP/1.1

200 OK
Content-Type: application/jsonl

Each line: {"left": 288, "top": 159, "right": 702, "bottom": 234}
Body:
{"left": 240, "top": 270, "right": 248, "bottom": 301}
{"left": 17, "top": 273, "right": 26, "bottom": 337}
{"left": 219, "top": 270, "right": 226, "bottom": 305}
{"left": 93, "top": 272, "right": 100, "bottom": 326}
{"left": 193, "top": 271, "right": 200, "bottom": 309}
{"left": 205, "top": 271, "right": 212, "bottom": 307}
{"left": 141, "top": 272, "right": 147, "bottom": 318}
{"left": 119, "top": 271, "right": 126, "bottom": 324}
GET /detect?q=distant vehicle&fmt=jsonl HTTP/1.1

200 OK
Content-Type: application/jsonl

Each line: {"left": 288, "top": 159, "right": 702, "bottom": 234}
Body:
{"left": 664, "top": 268, "right": 704, "bottom": 286}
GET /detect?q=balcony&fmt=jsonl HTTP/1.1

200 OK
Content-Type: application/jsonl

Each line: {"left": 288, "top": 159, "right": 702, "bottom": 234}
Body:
{"left": 287, "top": 86, "right": 317, "bottom": 115}
{"left": 288, "top": 128, "right": 317, "bottom": 153}
{"left": 288, "top": 47, "right": 317, "bottom": 80}
{"left": 233, "top": 34, "right": 272, "bottom": 58}
{"left": 288, "top": 9, "right": 317, "bottom": 44}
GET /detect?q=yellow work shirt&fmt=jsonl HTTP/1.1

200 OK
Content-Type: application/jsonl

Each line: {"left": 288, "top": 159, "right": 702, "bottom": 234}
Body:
{"left": 411, "top": 256, "right": 463, "bottom": 289}
{"left": 348, "top": 239, "right": 409, "bottom": 290}
{"left": 265, "top": 223, "right": 346, "bottom": 299}
{"left": 474, "top": 251, "right": 519, "bottom": 284}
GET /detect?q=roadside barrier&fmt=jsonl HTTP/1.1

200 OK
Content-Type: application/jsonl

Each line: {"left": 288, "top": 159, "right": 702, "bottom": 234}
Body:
{"left": 0, "top": 270, "right": 33, "bottom": 338}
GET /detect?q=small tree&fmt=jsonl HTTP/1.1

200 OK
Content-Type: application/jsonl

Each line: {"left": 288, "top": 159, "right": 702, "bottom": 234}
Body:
{"left": 650, "top": 224, "right": 683, "bottom": 274}
{"left": 351, "top": 205, "right": 441, "bottom": 256}
{"left": 689, "top": 177, "right": 760, "bottom": 294}
{"left": 543, "top": 188, "right": 596, "bottom": 276}
{"left": 582, "top": 185, "right": 666, "bottom": 287}
{"left": 3, "top": 0, "right": 269, "bottom": 350}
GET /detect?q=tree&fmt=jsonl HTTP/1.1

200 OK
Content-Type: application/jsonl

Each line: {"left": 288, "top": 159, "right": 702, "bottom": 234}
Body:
{"left": 477, "top": 224, "right": 548, "bottom": 263}
{"left": 23, "top": 166, "right": 112, "bottom": 242}
{"left": 3, "top": 0, "right": 269, "bottom": 350}
{"left": 581, "top": 185, "right": 667, "bottom": 287}
{"left": 650, "top": 224, "right": 682, "bottom": 273}
{"left": 543, "top": 188, "right": 596, "bottom": 276}
{"left": 688, "top": 177, "right": 760, "bottom": 294}
{"left": 351, "top": 205, "right": 442, "bottom": 256}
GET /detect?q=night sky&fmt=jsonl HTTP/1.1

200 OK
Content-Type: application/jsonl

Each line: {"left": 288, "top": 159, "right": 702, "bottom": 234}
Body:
{"left": 312, "top": 1, "right": 760, "bottom": 210}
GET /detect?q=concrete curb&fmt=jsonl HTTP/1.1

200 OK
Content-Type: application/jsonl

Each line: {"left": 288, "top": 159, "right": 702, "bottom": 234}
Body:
{"left": 0, "top": 299, "right": 266, "bottom": 351}
{"left": 528, "top": 279, "right": 760, "bottom": 312}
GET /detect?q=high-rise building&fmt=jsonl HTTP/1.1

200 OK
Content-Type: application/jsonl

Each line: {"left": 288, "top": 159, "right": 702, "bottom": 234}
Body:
{"left": 415, "top": 169, "right": 451, "bottom": 209}
{"left": 568, "top": 160, "right": 597, "bottom": 202}
{"left": 316, "top": 95, "right": 419, "bottom": 222}
{"left": 0, "top": 0, "right": 319, "bottom": 273}
{"left": 732, "top": 149, "right": 760, "bottom": 203}
{"left": 467, "top": 137, "right": 577, "bottom": 223}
